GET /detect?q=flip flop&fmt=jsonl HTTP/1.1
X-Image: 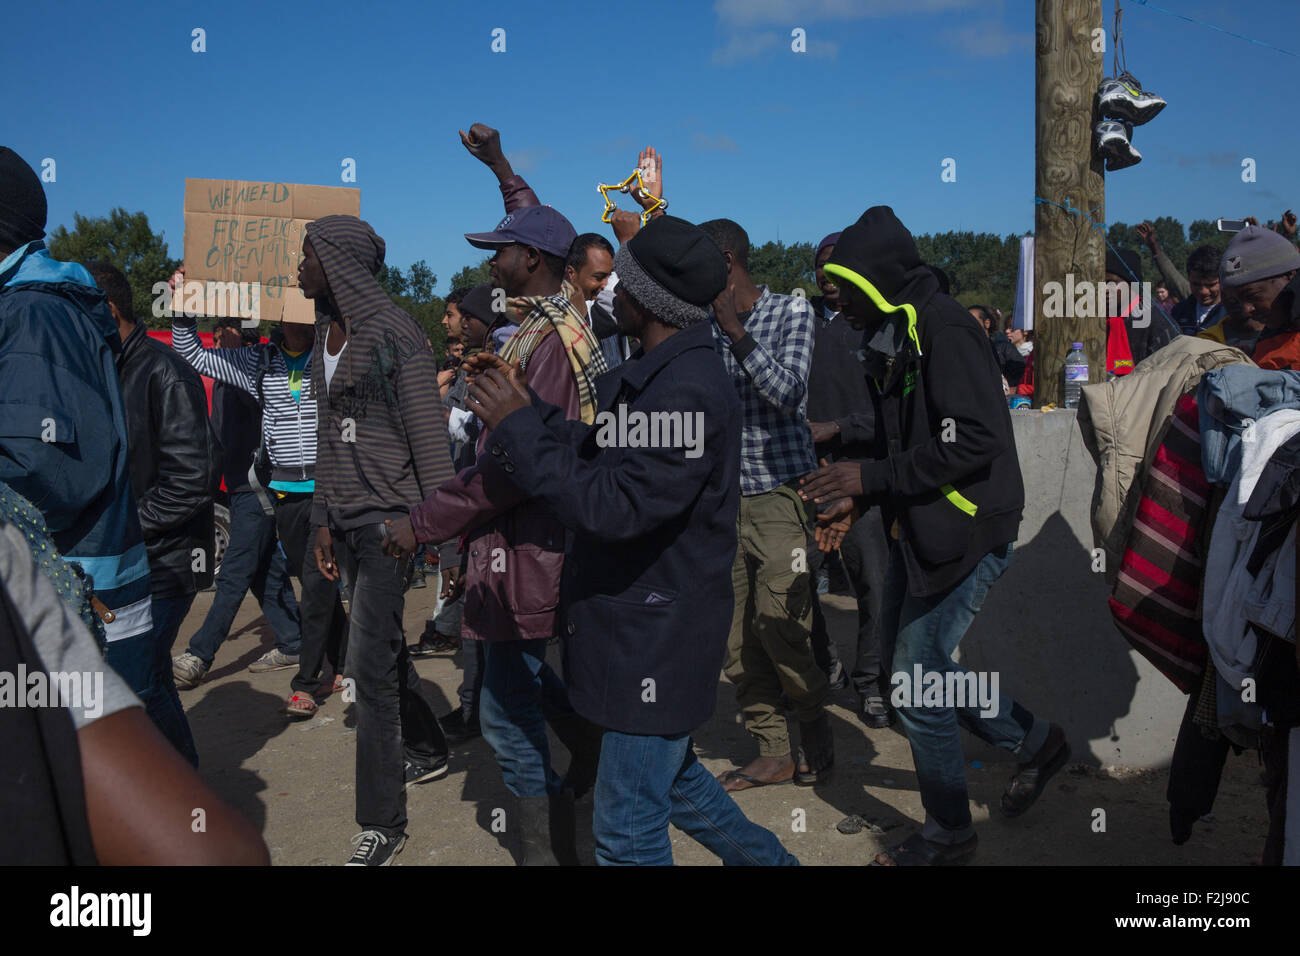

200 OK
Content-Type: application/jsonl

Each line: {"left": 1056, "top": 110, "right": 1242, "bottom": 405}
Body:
{"left": 870, "top": 832, "right": 978, "bottom": 867}
{"left": 717, "top": 770, "right": 793, "bottom": 793}
{"left": 285, "top": 692, "right": 318, "bottom": 719}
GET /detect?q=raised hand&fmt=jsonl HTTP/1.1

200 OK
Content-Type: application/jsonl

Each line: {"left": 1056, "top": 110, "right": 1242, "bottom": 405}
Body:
{"left": 459, "top": 123, "right": 512, "bottom": 179}
{"left": 1135, "top": 221, "right": 1159, "bottom": 253}
{"left": 609, "top": 209, "right": 643, "bottom": 246}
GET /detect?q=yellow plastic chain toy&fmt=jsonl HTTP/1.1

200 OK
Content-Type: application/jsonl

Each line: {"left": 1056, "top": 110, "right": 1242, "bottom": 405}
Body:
{"left": 598, "top": 168, "right": 668, "bottom": 226}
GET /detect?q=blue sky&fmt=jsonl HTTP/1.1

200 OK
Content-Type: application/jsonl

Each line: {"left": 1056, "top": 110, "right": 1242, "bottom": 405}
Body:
{"left": 4, "top": 0, "right": 1297, "bottom": 290}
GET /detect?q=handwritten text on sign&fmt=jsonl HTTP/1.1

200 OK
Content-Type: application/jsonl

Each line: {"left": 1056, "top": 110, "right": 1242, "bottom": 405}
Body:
{"left": 182, "top": 178, "right": 360, "bottom": 322}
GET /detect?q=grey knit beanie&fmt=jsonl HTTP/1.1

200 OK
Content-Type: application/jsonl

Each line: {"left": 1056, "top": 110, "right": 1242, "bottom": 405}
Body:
{"left": 1220, "top": 225, "right": 1300, "bottom": 287}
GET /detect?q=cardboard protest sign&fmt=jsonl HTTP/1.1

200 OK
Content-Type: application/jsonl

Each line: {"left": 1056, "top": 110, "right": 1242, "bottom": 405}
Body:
{"left": 179, "top": 178, "right": 360, "bottom": 324}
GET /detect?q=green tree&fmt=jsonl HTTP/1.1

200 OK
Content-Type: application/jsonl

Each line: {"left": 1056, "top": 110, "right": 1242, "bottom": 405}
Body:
{"left": 47, "top": 208, "right": 180, "bottom": 324}
{"left": 376, "top": 264, "right": 409, "bottom": 298}
{"left": 449, "top": 257, "right": 492, "bottom": 292}
{"left": 748, "top": 240, "right": 816, "bottom": 296}
{"left": 378, "top": 261, "right": 446, "bottom": 355}
{"left": 916, "top": 231, "right": 1020, "bottom": 317}
{"left": 407, "top": 260, "right": 436, "bottom": 302}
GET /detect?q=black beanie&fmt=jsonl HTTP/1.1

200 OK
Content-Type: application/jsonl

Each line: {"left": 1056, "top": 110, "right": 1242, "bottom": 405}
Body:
{"left": 614, "top": 215, "right": 727, "bottom": 328}
{"left": 0, "top": 147, "right": 48, "bottom": 249}
{"left": 1105, "top": 248, "right": 1143, "bottom": 283}
{"left": 459, "top": 283, "right": 506, "bottom": 329}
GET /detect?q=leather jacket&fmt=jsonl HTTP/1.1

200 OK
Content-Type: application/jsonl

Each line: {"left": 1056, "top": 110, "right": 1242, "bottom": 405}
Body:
{"left": 116, "top": 323, "right": 221, "bottom": 597}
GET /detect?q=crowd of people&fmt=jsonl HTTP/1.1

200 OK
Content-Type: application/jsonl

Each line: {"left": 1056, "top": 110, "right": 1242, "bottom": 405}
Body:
{"left": 1, "top": 129, "right": 1298, "bottom": 867}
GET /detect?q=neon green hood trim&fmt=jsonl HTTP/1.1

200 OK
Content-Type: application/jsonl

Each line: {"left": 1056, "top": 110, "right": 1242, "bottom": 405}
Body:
{"left": 822, "top": 262, "right": 923, "bottom": 358}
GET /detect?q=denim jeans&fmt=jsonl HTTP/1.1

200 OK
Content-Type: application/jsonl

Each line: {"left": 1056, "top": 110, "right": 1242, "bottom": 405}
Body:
{"left": 592, "top": 731, "right": 799, "bottom": 866}
{"left": 479, "top": 639, "right": 574, "bottom": 798}
{"left": 187, "top": 491, "right": 301, "bottom": 665}
{"left": 338, "top": 524, "right": 446, "bottom": 836}
{"left": 880, "top": 542, "right": 1047, "bottom": 844}
{"left": 146, "top": 593, "right": 199, "bottom": 766}
{"left": 275, "top": 494, "right": 348, "bottom": 696}
{"left": 1199, "top": 366, "right": 1300, "bottom": 483}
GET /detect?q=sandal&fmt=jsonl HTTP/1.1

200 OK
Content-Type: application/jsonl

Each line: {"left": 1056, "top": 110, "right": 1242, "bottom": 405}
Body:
{"left": 794, "top": 715, "right": 834, "bottom": 786}
{"left": 870, "top": 832, "right": 978, "bottom": 866}
{"left": 285, "top": 692, "right": 318, "bottom": 718}
{"left": 332, "top": 673, "right": 346, "bottom": 693}
{"left": 717, "top": 769, "right": 792, "bottom": 793}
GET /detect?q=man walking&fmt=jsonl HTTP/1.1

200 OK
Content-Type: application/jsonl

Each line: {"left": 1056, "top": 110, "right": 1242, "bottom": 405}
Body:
{"left": 698, "top": 218, "right": 832, "bottom": 792}
{"left": 170, "top": 299, "right": 348, "bottom": 717}
{"left": 0, "top": 147, "right": 154, "bottom": 701}
{"left": 803, "top": 233, "right": 893, "bottom": 728}
{"left": 301, "top": 215, "right": 452, "bottom": 866}
{"left": 801, "top": 206, "right": 1070, "bottom": 865}
{"left": 88, "top": 260, "right": 219, "bottom": 766}
{"left": 451, "top": 215, "right": 798, "bottom": 866}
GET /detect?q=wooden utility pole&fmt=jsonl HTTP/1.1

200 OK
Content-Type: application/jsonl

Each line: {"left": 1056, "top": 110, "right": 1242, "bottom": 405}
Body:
{"left": 1035, "top": 0, "right": 1106, "bottom": 407}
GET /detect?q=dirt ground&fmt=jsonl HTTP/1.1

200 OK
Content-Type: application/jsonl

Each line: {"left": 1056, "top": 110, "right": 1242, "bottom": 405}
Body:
{"left": 179, "top": 582, "right": 1269, "bottom": 866}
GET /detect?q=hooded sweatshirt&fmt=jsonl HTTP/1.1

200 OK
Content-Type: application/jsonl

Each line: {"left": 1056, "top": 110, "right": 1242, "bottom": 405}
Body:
{"left": 823, "top": 207, "right": 1024, "bottom": 597}
{"left": 305, "top": 217, "right": 453, "bottom": 531}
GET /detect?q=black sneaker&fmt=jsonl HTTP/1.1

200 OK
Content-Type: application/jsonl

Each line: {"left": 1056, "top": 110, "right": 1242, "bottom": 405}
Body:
{"left": 345, "top": 829, "right": 406, "bottom": 866}
{"left": 441, "top": 706, "right": 481, "bottom": 745}
{"left": 1096, "top": 72, "right": 1167, "bottom": 126}
{"left": 404, "top": 755, "right": 449, "bottom": 788}
{"left": 859, "top": 694, "right": 895, "bottom": 729}
{"left": 409, "top": 622, "right": 457, "bottom": 657}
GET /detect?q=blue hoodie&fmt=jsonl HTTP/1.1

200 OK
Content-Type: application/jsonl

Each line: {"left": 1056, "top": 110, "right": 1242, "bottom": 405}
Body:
{"left": 0, "top": 240, "right": 152, "bottom": 642}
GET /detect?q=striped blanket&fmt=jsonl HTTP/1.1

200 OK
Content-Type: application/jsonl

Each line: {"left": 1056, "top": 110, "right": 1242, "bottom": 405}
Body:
{"left": 1109, "top": 393, "right": 1211, "bottom": 692}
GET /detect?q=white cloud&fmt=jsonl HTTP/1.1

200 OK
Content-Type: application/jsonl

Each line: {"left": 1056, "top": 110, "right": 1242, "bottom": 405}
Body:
{"left": 939, "top": 21, "right": 1031, "bottom": 57}
{"left": 712, "top": 32, "right": 781, "bottom": 64}
{"left": 691, "top": 132, "right": 741, "bottom": 153}
{"left": 505, "top": 147, "right": 550, "bottom": 174}
{"left": 715, "top": 0, "right": 984, "bottom": 27}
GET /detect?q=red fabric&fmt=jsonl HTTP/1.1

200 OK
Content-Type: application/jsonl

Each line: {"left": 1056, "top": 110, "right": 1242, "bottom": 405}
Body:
{"left": 1253, "top": 330, "right": 1300, "bottom": 370}
{"left": 1106, "top": 315, "right": 1136, "bottom": 376}
{"left": 1107, "top": 393, "right": 1209, "bottom": 692}
{"left": 1015, "top": 349, "right": 1034, "bottom": 396}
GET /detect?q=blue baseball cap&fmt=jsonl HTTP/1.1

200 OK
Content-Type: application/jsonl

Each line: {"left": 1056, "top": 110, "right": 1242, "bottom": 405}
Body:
{"left": 464, "top": 205, "right": 578, "bottom": 259}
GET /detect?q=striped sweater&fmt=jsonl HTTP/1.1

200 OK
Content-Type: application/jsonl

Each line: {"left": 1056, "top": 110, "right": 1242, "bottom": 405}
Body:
{"left": 304, "top": 216, "right": 453, "bottom": 531}
{"left": 171, "top": 320, "right": 317, "bottom": 485}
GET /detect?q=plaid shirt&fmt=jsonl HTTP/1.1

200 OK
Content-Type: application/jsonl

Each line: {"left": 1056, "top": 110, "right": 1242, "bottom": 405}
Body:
{"left": 712, "top": 287, "right": 817, "bottom": 495}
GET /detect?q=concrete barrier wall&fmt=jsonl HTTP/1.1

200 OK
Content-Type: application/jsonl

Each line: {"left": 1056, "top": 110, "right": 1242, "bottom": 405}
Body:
{"left": 959, "top": 408, "right": 1186, "bottom": 769}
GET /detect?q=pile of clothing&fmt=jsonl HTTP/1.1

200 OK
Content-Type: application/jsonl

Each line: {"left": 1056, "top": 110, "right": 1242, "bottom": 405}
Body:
{"left": 1079, "top": 345, "right": 1300, "bottom": 864}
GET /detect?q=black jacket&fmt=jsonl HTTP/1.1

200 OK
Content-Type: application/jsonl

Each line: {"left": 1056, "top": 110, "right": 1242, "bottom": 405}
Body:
{"left": 488, "top": 320, "right": 742, "bottom": 735}
{"left": 210, "top": 380, "right": 260, "bottom": 494}
{"left": 116, "top": 323, "right": 220, "bottom": 598}
{"left": 990, "top": 332, "right": 1027, "bottom": 387}
{"left": 1171, "top": 295, "right": 1225, "bottom": 337}
{"left": 1124, "top": 299, "right": 1182, "bottom": 362}
{"left": 824, "top": 207, "right": 1024, "bottom": 597}
{"left": 806, "top": 295, "right": 882, "bottom": 463}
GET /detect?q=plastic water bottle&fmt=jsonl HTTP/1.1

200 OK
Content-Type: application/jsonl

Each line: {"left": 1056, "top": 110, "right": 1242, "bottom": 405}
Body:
{"left": 1064, "top": 342, "right": 1088, "bottom": 409}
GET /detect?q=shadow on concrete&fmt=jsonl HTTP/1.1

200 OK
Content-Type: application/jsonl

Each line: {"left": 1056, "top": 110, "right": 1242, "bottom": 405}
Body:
{"left": 961, "top": 510, "right": 1141, "bottom": 768}
{"left": 186, "top": 679, "right": 289, "bottom": 833}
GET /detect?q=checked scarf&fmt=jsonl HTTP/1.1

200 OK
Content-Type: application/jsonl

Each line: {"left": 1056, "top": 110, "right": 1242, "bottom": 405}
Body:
{"left": 498, "top": 283, "right": 608, "bottom": 425}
